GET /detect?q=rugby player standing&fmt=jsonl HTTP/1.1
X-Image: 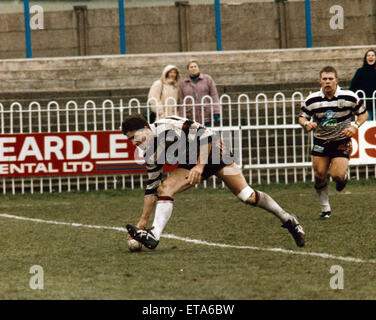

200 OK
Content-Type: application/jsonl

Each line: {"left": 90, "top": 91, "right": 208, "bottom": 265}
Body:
{"left": 298, "top": 66, "right": 368, "bottom": 219}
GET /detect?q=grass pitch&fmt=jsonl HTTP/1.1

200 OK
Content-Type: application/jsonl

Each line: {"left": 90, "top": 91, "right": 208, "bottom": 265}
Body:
{"left": 0, "top": 179, "right": 376, "bottom": 300}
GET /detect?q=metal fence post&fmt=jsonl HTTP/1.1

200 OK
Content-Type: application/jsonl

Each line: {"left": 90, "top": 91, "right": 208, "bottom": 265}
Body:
{"left": 118, "top": 0, "right": 127, "bottom": 54}
{"left": 214, "top": 0, "right": 222, "bottom": 51}
{"left": 23, "top": 0, "right": 32, "bottom": 58}
{"left": 305, "top": 0, "right": 313, "bottom": 48}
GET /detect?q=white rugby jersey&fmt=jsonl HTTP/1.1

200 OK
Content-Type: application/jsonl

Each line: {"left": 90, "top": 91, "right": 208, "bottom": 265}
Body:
{"left": 142, "top": 116, "right": 214, "bottom": 196}
{"left": 299, "top": 86, "right": 367, "bottom": 140}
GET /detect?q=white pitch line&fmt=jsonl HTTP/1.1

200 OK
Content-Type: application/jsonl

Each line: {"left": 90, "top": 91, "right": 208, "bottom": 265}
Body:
{"left": 0, "top": 213, "right": 127, "bottom": 233}
{"left": 1, "top": 213, "right": 375, "bottom": 265}
{"left": 162, "top": 234, "right": 376, "bottom": 264}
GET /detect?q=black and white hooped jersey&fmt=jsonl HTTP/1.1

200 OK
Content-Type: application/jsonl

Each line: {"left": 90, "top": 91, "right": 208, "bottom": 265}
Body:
{"left": 143, "top": 116, "right": 214, "bottom": 196}
{"left": 299, "top": 86, "right": 367, "bottom": 141}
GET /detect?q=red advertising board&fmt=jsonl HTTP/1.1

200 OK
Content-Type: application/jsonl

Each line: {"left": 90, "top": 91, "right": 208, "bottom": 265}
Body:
{"left": 0, "top": 131, "right": 176, "bottom": 178}
{"left": 350, "top": 121, "right": 376, "bottom": 164}
{"left": 1, "top": 123, "right": 375, "bottom": 178}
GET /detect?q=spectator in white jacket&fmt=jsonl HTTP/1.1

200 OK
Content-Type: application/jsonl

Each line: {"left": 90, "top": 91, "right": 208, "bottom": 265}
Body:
{"left": 148, "top": 65, "right": 181, "bottom": 121}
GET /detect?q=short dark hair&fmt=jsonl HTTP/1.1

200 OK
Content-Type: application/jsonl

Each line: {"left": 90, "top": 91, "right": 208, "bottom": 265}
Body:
{"left": 319, "top": 66, "right": 338, "bottom": 78}
{"left": 187, "top": 59, "right": 200, "bottom": 69}
{"left": 121, "top": 114, "right": 149, "bottom": 135}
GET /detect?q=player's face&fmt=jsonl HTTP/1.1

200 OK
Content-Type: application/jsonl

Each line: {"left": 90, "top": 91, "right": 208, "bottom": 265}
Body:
{"left": 366, "top": 51, "right": 376, "bottom": 65}
{"left": 319, "top": 72, "right": 338, "bottom": 96}
{"left": 188, "top": 63, "right": 200, "bottom": 77}
{"left": 126, "top": 127, "right": 153, "bottom": 151}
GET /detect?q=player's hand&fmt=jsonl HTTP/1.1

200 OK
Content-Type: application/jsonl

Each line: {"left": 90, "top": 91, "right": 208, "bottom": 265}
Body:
{"left": 343, "top": 125, "right": 357, "bottom": 138}
{"left": 127, "top": 219, "right": 147, "bottom": 240}
{"left": 305, "top": 122, "right": 317, "bottom": 132}
{"left": 136, "top": 219, "right": 148, "bottom": 230}
{"left": 186, "top": 165, "right": 204, "bottom": 185}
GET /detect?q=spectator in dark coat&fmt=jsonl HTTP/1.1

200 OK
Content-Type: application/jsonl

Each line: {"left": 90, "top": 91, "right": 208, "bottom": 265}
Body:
{"left": 350, "top": 49, "right": 376, "bottom": 120}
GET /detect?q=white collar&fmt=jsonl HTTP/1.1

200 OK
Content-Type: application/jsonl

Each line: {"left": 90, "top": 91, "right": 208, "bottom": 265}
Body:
{"left": 320, "top": 85, "right": 341, "bottom": 98}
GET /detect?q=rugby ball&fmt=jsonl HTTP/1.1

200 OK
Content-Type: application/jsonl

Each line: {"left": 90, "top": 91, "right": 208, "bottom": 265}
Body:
{"left": 128, "top": 239, "right": 142, "bottom": 252}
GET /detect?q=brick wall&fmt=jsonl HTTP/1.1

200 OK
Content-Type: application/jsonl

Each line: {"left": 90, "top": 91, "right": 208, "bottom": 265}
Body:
{"left": 0, "top": 0, "right": 375, "bottom": 59}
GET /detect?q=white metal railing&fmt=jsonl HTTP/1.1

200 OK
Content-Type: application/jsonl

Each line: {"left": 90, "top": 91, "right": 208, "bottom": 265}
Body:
{"left": 0, "top": 91, "right": 375, "bottom": 194}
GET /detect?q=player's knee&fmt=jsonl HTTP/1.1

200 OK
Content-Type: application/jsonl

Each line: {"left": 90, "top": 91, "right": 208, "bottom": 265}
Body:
{"left": 245, "top": 192, "right": 258, "bottom": 206}
{"left": 237, "top": 186, "right": 258, "bottom": 206}
{"left": 314, "top": 172, "right": 326, "bottom": 183}
{"left": 157, "top": 183, "right": 171, "bottom": 197}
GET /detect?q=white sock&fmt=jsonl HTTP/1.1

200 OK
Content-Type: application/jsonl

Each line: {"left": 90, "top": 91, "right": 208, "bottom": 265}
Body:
{"left": 315, "top": 184, "right": 331, "bottom": 212}
{"left": 151, "top": 198, "right": 174, "bottom": 240}
{"left": 255, "top": 191, "right": 291, "bottom": 223}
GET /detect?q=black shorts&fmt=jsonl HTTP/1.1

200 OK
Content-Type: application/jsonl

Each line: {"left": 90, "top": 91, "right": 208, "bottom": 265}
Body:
{"left": 311, "top": 137, "right": 352, "bottom": 159}
{"left": 178, "top": 161, "right": 230, "bottom": 180}
{"left": 177, "top": 149, "right": 234, "bottom": 180}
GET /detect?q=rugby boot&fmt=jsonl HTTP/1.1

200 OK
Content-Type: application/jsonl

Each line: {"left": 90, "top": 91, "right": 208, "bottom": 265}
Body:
{"left": 282, "top": 215, "right": 306, "bottom": 247}
{"left": 320, "top": 211, "right": 331, "bottom": 219}
{"left": 126, "top": 224, "right": 159, "bottom": 249}
{"left": 335, "top": 179, "right": 347, "bottom": 192}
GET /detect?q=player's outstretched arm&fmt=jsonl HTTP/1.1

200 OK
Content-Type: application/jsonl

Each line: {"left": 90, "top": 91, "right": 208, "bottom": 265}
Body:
{"left": 127, "top": 195, "right": 157, "bottom": 240}
{"left": 187, "top": 142, "right": 212, "bottom": 185}
{"left": 127, "top": 194, "right": 157, "bottom": 240}
{"left": 137, "top": 195, "right": 158, "bottom": 229}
